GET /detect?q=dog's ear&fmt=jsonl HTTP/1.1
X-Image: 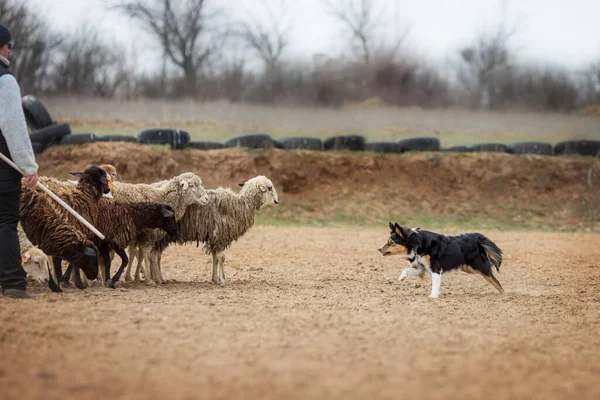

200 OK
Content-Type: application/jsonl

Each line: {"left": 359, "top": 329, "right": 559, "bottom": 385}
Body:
{"left": 388, "top": 222, "right": 395, "bottom": 232}
{"left": 394, "top": 223, "right": 405, "bottom": 237}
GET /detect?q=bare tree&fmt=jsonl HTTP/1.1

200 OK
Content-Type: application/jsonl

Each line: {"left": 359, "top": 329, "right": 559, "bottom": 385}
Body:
{"left": 48, "top": 25, "right": 130, "bottom": 97}
{"left": 325, "top": 0, "right": 409, "bottom": 64}
{"left": 580, "top": 61, "right": 600, "bottom": 106}
{"left": 236, "top": 0, "right": 293, "bottom": 70}
{"left": 112, "top": 0, "right": 223, "bottom": 97}
{"left": 0, "top": 0, "right": 62, "bottom": 93}
{"left": 457, "top": 1, "right": 520, "bottom": 109}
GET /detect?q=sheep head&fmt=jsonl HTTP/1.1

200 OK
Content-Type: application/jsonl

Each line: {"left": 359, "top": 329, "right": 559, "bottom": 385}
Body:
{"left": 71, "top": 166, "right": 113, "bottom": 199}
{"left": 173, "top": 173, "right": 209, "bottom": 207}
{"left": 99, "top": 164, "right": 124, "bottom": 183}
{"left": 22, "top": 248, "right": 49, "bottom": 283}
{"left": 239, "top": 176, "right": 279, "bottom": 207}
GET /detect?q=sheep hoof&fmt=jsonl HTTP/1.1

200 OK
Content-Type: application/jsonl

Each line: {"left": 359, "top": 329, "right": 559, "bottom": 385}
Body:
{"left": 106, "top": 279, "right": 116, "bottom": 289}
{"left": 145, "top": 280, "right": 156, "bottom": 286}
{"left": 75, "top": 283, "right": 86, "bottom": 290}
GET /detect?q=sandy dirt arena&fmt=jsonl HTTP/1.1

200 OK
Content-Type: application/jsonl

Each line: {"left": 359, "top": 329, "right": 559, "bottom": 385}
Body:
{"left": 1, "top": 226, "right": 599, "bottom": 400}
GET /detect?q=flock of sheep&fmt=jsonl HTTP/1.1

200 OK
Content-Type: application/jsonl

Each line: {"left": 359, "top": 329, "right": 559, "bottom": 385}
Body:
{"left": 18, "top": 164, "right": 279, "bottom": 292}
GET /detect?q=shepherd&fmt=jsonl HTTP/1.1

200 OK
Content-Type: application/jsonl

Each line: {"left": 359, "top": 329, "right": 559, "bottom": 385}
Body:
{"left": 0, "top": 24, "right": 40, "bottom": 299}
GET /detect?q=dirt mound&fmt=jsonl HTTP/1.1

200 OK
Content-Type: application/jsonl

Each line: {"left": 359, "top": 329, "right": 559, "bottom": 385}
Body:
{"left": 36, "top": 143, "right": 600, "bottom": 229}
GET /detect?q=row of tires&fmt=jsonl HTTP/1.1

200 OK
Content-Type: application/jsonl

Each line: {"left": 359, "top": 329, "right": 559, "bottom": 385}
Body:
{"left": 22, "top": 95, "right": 600, "bottom": 157}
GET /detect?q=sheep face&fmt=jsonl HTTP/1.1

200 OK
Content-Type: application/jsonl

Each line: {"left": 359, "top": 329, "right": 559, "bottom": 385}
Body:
{"left": 22, "top": 249, "right": 49, "bottom": 283}
{"left": 147, "top": 204, "right": 178, "bottom": 236}
{"left": 99, "top": 164, "right": 124, "bottom": 183}
{"left": 73, "top": 243, "right": 99, "bottom": 280}
{"left": 240, "top": 176, "right": 279, "bottom": 206}
{"left": 72, "top": 166, "right": 113, "bottom": 199}
{"left": 177, "top": 173, "right": 209, "bottom": 206}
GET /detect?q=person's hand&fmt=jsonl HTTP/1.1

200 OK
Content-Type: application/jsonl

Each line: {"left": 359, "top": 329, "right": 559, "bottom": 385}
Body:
{"left": 23, "top": 173, "right": 38, "bottom": 186}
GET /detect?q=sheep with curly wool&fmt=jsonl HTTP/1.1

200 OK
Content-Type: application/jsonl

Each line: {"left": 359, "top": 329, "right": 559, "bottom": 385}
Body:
{"left": 38, "top": 164, "right": 121, "bottom": 287}
{"left": 152, "top": 175, "right": 279, "bottom": 285}
{"left": 17, "top": 223, "right": 49, "bottom": 283}
{"left": 109, "top": 172, "right": 209, "bottom": 284}
{"left": 61, "top": 200, "right": 177, "bottom": 288}
{"left": 19, "top": 166, "right": 112, "bottom": 292}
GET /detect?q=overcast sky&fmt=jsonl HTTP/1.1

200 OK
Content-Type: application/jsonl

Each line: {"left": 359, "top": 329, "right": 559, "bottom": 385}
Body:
{"left": 38, "top": 0, "right": 599, "bottom": 73}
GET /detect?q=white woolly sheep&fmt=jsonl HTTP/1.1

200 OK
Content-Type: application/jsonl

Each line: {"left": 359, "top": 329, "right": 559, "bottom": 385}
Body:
{"left": 152, "top": 175, "right": 279, "bottom": 285}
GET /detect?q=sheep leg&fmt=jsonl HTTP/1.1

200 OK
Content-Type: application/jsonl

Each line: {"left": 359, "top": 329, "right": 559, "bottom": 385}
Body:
{"left": 107, "top": 248, "right": 128, "bottom": 288}
{"left": 211, "top": 252, "right": 219, "bottom": 284}
{"left": 124, "top": 245, "right": 137, "bottom": 282}
{"left": 155, "top": 251, "right": 166, "bottom": 284}
{"left": 140, "top": 248, "right": 156, "bottom": 285}
{"left": 48, "top": 257, "right": 63, "bottom": 293}
{"left": 217, "top": 252, "right": 227, "bottom": 285}
{"left": 73, "top": 264, "right": 86, "bottom": 290}
{"left": 99, "top": 243, "right": 112, "bottom": 287}
{"left": 61, "top": 263, "right": 73, "bottom": 288}
{"left": 149, "top": 253, "right": 162, "bottom": 285}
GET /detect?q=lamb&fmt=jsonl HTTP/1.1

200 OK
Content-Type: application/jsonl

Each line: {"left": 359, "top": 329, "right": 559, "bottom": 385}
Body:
{"left": 109, "top": 172, "right": 209, "bottom": 284}
{"left": 19, "top": 166, "right": 112, "bottom": 292}
{"left": 152, "top": 175, "right": 279, "bottom": 285}
{"left": 17, "top": 223, "right": 49, "bottom": 283}
{"left": 61, "top": 200, "right": 178, "bottom": 288}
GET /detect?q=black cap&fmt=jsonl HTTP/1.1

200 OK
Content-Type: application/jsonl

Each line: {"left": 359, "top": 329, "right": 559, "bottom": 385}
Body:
{"left": 0, "top": 24, "right": 13, "bottom": 49}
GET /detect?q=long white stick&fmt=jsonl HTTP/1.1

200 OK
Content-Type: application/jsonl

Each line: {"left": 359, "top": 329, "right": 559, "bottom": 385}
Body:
{"left": 0, "top": 153, "right": 105, "bottom": 240}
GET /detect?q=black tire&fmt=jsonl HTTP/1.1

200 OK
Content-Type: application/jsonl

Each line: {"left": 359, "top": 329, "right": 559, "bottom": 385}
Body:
{"left": 323, "top": 135, "right": 365, "bottom": 151}
{"left": 60, "top": 133, "right": 97, "bottom": 145}
{"left": 22, "top": 95, "right": 53, "bottom": 130}
{"left": 442, "top": 145, "right": 471, "bottom": 152}
{"left": 31, "top": 142, "right": 44, "bottom": 155}
{"left": 397, "top": 137, "right": 440, "bottom": 152}
{"left": 468, "top": 143, "right": 508, "bottom": 153}
{"left": 96, "top": 134, "right": 137, "bottom": 143}
{"left": 554, "top": 140, "right": 600, "bottom": 157}
{"left": 279, "top": 137, "right": 323, "bottom": 151}
{"left": 507, "top": 142, "right": 553, "bottom": 155}
{"left": 189, "top": 141, "right": 225, "bottom": 150}
{"left": 137, "top": 129, "right": 191, "bottom": 149}
{"left": 224, "top": 134, "right": 281, "bottom": 149}
{"left": 365, "top": 142, "right": 402, "bottom": 153}
{"left": 28, "top": 123, "right": 71, "bottom": 148}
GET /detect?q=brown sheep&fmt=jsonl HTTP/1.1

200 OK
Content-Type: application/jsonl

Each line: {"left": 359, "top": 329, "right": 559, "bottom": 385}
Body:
{"left": 20, "top": 166, "right": 112, "bottom": 292}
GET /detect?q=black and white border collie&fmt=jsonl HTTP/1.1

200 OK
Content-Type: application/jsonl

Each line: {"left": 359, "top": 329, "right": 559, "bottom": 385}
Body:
{"left": 378, "top": 222, "right": 504, "bottom": 298}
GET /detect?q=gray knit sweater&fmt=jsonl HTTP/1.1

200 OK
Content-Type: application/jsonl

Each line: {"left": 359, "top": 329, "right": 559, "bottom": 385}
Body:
{"left": 0, "top": 60, "right": 38, "bottom": 176}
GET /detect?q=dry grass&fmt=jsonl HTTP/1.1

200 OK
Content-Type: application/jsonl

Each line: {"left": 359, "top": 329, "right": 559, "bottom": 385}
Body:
{"left": 41, "top": 96, "right": 600, "bottom": 146}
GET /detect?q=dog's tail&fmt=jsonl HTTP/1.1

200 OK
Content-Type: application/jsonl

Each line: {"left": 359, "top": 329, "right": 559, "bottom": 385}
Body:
{"left": 476, "top": 234, "right": 503, "bottom": 272}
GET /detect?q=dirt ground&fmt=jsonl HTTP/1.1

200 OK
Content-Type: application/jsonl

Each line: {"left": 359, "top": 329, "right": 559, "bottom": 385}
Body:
{"left": 1, "top": 226, "right": 600, "bottom": 400}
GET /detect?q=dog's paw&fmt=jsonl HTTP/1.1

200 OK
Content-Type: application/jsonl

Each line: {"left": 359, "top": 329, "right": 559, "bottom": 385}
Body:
{"left": 399, "top": 272, "right": 408, "bottom": 282}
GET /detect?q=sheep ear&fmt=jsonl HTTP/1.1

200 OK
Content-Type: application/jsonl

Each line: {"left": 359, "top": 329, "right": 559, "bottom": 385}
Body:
{"left": 259, "top": 185, "right": 267, "bottom": 192}
{"left": 238, "top": 183, "right": 245, "bottom": 187}
{"left": 161, "top": 207, "right": 174, "bottom": 218}
{"left": 180, "top": 180, "right": 189, "bottom": 190}
{"left": 70, "top": 172, "right": 83, "bottom": 177}
{"left": 22, "top": 253, "right": 31, "bottom": 263}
